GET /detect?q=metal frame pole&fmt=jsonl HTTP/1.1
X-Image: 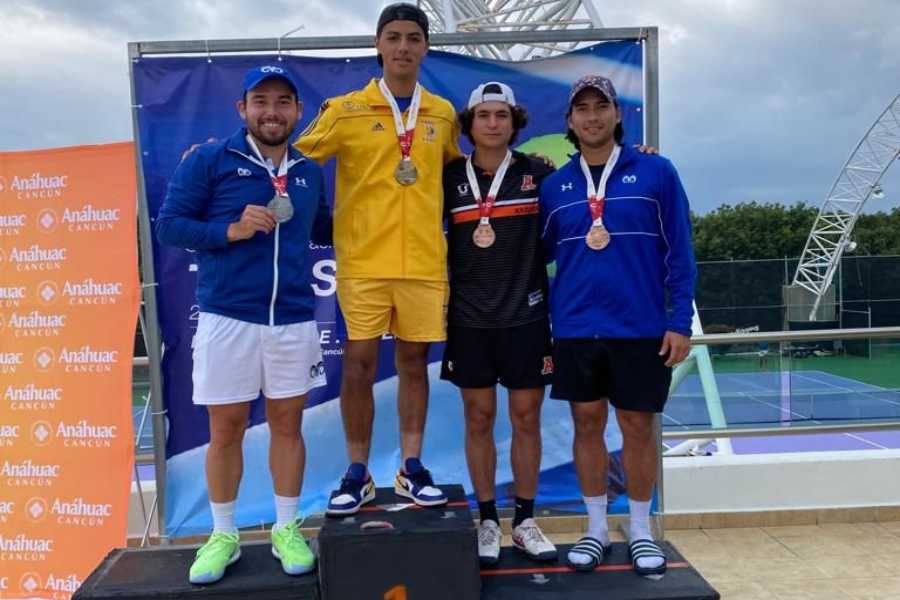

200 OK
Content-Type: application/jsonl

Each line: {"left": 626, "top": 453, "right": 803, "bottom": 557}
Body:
{"left": 128, "top": 41, "right": 168, "bottom": 544}
{"left": 129, "top": 27, "right": 657, "bottom": 542}
{"left": 639, "top": 27, "right": 665, "bottom": 540}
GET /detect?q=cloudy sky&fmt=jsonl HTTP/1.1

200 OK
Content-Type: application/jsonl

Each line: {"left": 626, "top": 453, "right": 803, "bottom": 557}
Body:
{"left": 2, "top": 0, "right": 899, "bottom": 214}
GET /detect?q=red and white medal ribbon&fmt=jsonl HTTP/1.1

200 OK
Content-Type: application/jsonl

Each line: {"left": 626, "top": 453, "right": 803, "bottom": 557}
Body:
{"left": 465, "top": 149, "right": 513, "bottom": 227}
{"left": 247, "top": 134, "right": 293, "bottom": 223}
{"left": 579, "top": 144, "right": 621, "bottom": 228}
{"left": 378, "top": 79, "right": 422, "bottom": 163}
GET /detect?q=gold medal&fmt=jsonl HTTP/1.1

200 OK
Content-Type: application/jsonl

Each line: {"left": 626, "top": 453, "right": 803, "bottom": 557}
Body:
{"left": 267, "top": 195, "right": 294, "bottom": 223}
{"left": 395, "top": 158, "right": 418, "bottom": 186}
{"left": 586, "top": 224, "right": 610, "bottom": 250}
{"left": 473, "top": 222, "right": 496, "bottom": 248}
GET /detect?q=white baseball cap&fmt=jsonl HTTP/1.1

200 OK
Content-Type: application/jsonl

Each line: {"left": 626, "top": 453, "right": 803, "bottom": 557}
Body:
{"left": 467, "top": 81, "right": 517, "bottom": 109}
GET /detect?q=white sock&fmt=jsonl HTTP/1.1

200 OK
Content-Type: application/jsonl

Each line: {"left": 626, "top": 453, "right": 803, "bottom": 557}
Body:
{"left": 584, "top": 494, "right": 609, "bottom": 544}
{"left": 274, "top": 494, "right": 299, "bottom": 529}
{"left": 628, "top": 498, "right": 663, "bottom": 570}
{"left": 211, "top": 500, "right": 237, "bottom": 534}
{"left": 568, "top": 494, "right": 609, "bottom": 566}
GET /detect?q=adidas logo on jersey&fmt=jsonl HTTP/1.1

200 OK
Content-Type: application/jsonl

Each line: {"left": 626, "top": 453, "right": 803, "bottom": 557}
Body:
{"left": 372, "top": 122, "right": 385, "bottom": 132}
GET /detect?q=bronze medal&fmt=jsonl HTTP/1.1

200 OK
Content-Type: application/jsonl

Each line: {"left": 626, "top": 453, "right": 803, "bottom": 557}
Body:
{"left": 473, "top": 222, "right": 496, "bottom": 248}
{"left": 586, "top": 224, "right": 610, "bottom": 250}
{"left": 395, "top": 158, "right": 418, "bottom": 186}
{"left": 267, "top": 195, "right": 294, "bottom": 223}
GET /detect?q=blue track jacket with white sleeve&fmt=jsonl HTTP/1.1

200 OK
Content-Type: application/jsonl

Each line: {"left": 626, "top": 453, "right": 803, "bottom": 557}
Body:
{"left": 539, "top": 145, "right": 696, "bottom": 339}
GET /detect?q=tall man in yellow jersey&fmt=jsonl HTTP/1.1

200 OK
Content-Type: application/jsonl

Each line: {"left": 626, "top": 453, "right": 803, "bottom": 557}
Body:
{"left": 294, "top": 3, "right": 462, "bottom": 514}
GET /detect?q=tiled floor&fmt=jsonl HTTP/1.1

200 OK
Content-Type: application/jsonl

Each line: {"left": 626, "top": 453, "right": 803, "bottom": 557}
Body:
{"left": 523, "top": 522, "right": 900, "bottom": 599}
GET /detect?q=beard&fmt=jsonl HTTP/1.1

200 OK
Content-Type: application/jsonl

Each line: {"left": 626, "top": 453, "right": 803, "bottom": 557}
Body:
{"left": 248, "top": 119, "right": 295, "bottom": 148}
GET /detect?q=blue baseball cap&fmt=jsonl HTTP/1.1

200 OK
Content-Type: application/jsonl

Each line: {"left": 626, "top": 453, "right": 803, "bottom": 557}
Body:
{"left": 569, "top": 74, "right": 618, "bottom": 106}
{"left": 242, "top": 65, "right": 300, "bottom": 97}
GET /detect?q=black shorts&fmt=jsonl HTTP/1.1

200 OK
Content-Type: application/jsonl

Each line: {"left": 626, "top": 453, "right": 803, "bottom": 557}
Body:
{"left": 550, "top": 338, "right": 672, "bottom": 413}
{"left": 440, "top": 318, "right": 553, "bottom": 389}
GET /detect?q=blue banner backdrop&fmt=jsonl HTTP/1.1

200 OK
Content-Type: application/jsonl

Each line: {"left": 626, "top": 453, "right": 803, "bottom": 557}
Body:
{"left": 134, "top": 42, "right": 646, "bottom": 537}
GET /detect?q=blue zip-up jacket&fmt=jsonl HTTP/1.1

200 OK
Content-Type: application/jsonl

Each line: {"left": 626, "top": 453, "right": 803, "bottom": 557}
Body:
{"left": 155, "top": 128, "right": 332, "bottom": 326}
{"left": 539, "top": 145, "right": 696, "bottom": 338}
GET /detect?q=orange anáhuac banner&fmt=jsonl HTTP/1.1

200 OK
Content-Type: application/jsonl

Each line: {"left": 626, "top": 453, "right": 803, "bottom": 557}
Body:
{"left": 0, "top": 142, "right": 139, "bottom": 599}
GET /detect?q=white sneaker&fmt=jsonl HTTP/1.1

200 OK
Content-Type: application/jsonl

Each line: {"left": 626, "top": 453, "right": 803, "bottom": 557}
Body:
{"left": 512, "top": 518, "right": 558, "bottom": 561}
{"left": 477, "top": 520, "right": 501, "bottom": 565}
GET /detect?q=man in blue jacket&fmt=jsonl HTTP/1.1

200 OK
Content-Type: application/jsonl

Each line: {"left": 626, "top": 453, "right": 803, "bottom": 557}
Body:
{"left": 156, "top": 65, "right": 332, "bottom": 585}
{"left": 539, "top": 75, "right": 696, "bottom": 576}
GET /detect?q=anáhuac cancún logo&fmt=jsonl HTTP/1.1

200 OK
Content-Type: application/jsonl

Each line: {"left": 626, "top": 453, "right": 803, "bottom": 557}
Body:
{"left": 0, "top": 351, "right": 25, "bottom": 374}
{"left": 0, "top": 424, "right": 20, "bottom": 448}
{"left": 1, "top": 171, "right": 69, "bottom": 199}
{"left": 0, "top": 499, "right": 13, "bottom": 524}
{"left": 0, "top": 533, "right": 54, "bottom": 562}
{"left": 63, "top": 278, "right": 125, "bottom": 305}
{"left": 61, "top": 204, "right": 121, "bottom": 232}
{"left": 0, "top": 285, "right": 26, "bottom": 308}
{"left": 1, "top": 458, "right": 61, "bottom": 487}
{"left": 4, "top": 384, "right": 63, "bottom": 411}
{"left": 15, "top": 572, "right": 83, "bottom": 596}
{"left": 6, "top": 244, "right": 67, "bottom": 272}
{"left": 33, "top": 345, "right": 120, "bottom": 373}
{"left": 4, "top": 310, "right": 67, "bottom": 338}
{"left": 59, "top": 345, "right": 120, "bottom": 373}
{"left": 54, "top": 419, "right": 119, "bottom": 448}
{"left": 0, "top": 212, "right": 26, "bottom": 236}
{"left": 50, "top": 496, "right": 113, "bottom": 527}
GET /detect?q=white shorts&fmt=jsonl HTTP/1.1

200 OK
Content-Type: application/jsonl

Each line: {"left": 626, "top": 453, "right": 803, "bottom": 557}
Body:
{"left": 191, "top": 312, "right": 327, "bottom": 405}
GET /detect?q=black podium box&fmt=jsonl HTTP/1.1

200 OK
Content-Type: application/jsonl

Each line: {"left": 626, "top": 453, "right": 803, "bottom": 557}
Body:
{"left": 317, "top": 484, "right": 480, "bottom": 600}
{"left": 73, "top": 540, "right": 318, "bottom": 600}
{"left": 481, "top": 541, "right": 718, "bottom": 600}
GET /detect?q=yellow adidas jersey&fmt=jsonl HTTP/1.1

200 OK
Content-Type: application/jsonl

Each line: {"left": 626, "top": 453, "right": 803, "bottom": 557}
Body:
{"left": 294, "top": 79, "right": 462, "bottom": 281}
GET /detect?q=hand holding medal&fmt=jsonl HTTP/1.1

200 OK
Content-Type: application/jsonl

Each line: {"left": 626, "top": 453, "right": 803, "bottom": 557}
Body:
{"left": 580, "top": 144, "right": 621, "bottom": 251}
{"left": 466, "top": 150, "right": 512, "bottom": 249}
{"left": 379, "top": 78, "right": 422, "bottom": 186}
{"left": 246, "top": 134, "right": 294, "bottom": 224}
{"left": 266, "top": 173, "right": 295, "bottom": 224}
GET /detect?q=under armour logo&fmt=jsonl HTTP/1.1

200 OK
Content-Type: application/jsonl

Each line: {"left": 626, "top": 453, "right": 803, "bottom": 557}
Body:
{"left": 561, "top": 182, "right": 573, "bottom": 191}
{"left": 622, "top": 174, "right": 637, "bottom": 184}
{"left": 456, "top": 183, "right": 469, "bottom": 196}
{"left": 237, "top": 168, "right": 251, "bottom": 177}
{"left": 295, "top": 177, "right": 308, "bottom": 187}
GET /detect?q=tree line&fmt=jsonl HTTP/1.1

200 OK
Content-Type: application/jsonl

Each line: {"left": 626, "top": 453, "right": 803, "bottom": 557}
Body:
{"left": 691, "top": 202, "right": 900, "bottom": 262}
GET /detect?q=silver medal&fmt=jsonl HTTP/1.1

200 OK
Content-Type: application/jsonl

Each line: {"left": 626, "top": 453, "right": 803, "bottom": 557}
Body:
{"left": 267, "top": 195, "right": 294, "bottom": 223}
{"left": 395, "top": 158, "right": 418, "bottom": 186}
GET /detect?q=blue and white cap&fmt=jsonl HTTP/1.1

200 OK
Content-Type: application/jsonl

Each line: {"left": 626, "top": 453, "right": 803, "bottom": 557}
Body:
{"left": 242, "top": 65, "right": 300, "bottom": 97}
{"left": 467, "top": 81, "right": 517, "bottom": 109}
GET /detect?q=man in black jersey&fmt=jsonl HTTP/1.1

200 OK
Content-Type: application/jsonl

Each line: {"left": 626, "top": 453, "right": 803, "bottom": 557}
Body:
{"left": 440, "top": 82, "right": 557, "bottom": 565}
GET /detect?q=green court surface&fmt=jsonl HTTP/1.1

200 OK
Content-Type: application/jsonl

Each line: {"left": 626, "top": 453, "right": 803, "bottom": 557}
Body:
{"left": 706, "top": 343, "right": 900, "bottom": 389}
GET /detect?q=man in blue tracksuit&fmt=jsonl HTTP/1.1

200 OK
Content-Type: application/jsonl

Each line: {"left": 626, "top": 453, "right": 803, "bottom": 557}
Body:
{"left": 539, "top": 75, "right": 696, "bottom": 576}
{"left": 156, "top": 65, "right": 332, "bottom": 584}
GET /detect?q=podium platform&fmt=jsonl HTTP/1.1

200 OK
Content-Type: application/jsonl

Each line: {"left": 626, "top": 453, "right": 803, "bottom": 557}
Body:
{"left": 73, "top": 487, "right": 718, "bottom": 600}
{"left": 72, "top": 540, "right": 318, "bottom": 600}
{"left": 317, "top": 484, "right": 481, "bottom": 600}
{"left": 481, "top": 541, "right": 719, "bottom": 600}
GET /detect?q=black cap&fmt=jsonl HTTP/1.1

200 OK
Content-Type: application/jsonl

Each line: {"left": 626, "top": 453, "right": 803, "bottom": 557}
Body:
{"left": 376, "top": 2, "right": 429, "bottom": 40}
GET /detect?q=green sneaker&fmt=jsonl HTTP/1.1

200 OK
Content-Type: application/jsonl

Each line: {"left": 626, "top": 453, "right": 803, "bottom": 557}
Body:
{"left": 189, "top": 531, "right": 241, "bottom": 585}
{"left": 271, "top": 521, "right": 315, "bottom": 575}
